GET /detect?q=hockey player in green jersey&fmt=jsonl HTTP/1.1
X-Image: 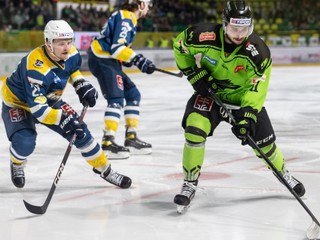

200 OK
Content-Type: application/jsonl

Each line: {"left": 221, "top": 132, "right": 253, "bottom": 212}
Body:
{"left": 173, "top": 0, "right": 305, "bottom": 213}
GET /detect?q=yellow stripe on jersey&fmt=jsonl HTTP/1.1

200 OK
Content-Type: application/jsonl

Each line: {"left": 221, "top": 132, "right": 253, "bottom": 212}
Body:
{"left": 1, "top": 80, "right": 29, "bottom": 109}
{"left": 90, "top": 39, "right": 112, "bottom": 58}
{"left": 40, "top": 108, "right": 61, "bottom": 125}
{"left": 120, "top": 10, "right": 137, "bottom": 25}
{"left": 70, "top": 69, "right": 84, "bottom": 83}
{"left": 111, "top": 45, "right": 135, "bottom": 62}
{"left": 27, "top": 46, "right": 55, "bottom": 74}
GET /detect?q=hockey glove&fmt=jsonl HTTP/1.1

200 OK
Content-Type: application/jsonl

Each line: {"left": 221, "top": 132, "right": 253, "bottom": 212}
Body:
{"left": 73, "top": 79, "right": 98, "bottom": 107}
{"left": 187, "top": 68, "right": 212, "bottom": 96}
{"left": 231, "top": 107, "right": 258, "bottom": 145}
{"left": 59, "top": 104, "right": 84, "bottom": 139}
{"left": 122, "top": 61, "right": 133, "bottom": 68}
{"left": 132, "top": 54, "right": 155, "bottom": 74}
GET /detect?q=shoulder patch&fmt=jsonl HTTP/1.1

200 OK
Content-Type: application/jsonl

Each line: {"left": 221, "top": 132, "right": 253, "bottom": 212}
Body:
{"left": 34, "top": 59, "right": 44, "bottom": 68}
{"left": 199, "top": 32, "right": 216, "bottom": 42}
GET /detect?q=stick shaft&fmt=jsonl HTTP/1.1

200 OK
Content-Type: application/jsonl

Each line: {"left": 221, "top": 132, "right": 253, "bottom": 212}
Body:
{"left": 153, "top": 67, "right": 183, "bottom": 77}
{"left": 208, "top": 88, "right": 320, "bottom": 226}
{"left": 23, "top": 105, "right": 88, "bottom": 214}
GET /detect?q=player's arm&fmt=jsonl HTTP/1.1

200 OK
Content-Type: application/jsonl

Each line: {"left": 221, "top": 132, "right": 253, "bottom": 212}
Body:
{"left": 173, "top": 28, "right": 213, "bottom": 96}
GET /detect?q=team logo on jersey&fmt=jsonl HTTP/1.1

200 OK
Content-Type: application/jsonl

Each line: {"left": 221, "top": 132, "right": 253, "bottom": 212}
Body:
{"left": 9, "top": 108, "right": 27, "bottom": 122}
{"left": 116, "top": 75, "right": 124, "bottom": 90}
{"left": 34, "top": 59, "right": 44, "bottom": 68}
{"left": 193, "top": 95, "right": 213, "bottom": 111}
{"left": 34, "top": 96, "right": 47, "bottom": 104}
{"left": 246, "top": 42, "right": 259, "bottom": 56}
{"left": 203, "top": 56, "right": 218, "bottom": 66}
{"left": 188, "top": 31, "right": 194, "bottom": 42}
{"left": 251, "top": 74, "right": 266, "bottom": 84}
{"left": 199, "top": 32, "right": 216, "bottom": 42}
{"left": 61, "top": 103, "right": 75, "bottom": 115}
{"left": 234, "top": 65, "right": 246, "bottom": 73}
{"left": 178, "top": 38, "right": 189, "bottom": 54}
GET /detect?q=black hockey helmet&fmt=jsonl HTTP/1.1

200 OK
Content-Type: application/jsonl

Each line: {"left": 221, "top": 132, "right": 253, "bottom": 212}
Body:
{"left": 223, "top": 1, "right": 252, "bottom": 22}
{"left": 223, "top": 1, "right": 253, "bottom": 37}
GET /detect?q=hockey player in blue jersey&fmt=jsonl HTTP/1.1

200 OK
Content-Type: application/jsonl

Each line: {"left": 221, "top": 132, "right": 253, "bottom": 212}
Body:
{"left": 88, "top": 0, "right": 154, "bottom": 159}
{"left": 1, "top": 20, "right": 132, "bottom": 189}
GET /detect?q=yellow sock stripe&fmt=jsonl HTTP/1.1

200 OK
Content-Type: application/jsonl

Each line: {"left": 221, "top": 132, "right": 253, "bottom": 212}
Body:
{"left": 86, "top": 150, "right": 108, "bottom": 169}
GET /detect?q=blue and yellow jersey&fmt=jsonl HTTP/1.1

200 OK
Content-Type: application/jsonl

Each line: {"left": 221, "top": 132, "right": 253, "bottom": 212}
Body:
{"left": 90, "top": 10, "right": 137, "bottom": 62}
{"left": 1, "top": 45, "right": 84, "bottom": 125}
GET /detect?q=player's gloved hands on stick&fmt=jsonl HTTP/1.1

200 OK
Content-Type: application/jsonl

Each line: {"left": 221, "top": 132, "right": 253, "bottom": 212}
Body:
{"left": 122, "top": 61, "right": 133, "bottom": 68}
{"left": 73, "top": 79, "right": 98, "bottom": 107}
{"left": 187, "top": 67, "right": 212, "bottom": 96}
{"left": 132, "top": 54, "right": 155, "bottom": 74}
{"left": 232, "top": 107, "right": 258, "bottom": 145}
{"left": 59, "top": 104, "right": 84, "bottom": 139}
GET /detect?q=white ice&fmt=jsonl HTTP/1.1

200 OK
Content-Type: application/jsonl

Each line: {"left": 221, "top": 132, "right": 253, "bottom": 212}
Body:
{"left": 0, "top": 66, "right": 320, "bottom": 240}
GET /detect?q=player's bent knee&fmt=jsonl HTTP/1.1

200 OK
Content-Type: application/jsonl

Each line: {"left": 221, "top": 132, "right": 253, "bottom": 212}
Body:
{"left": 11, "top": 129, "right": 36, "bottom": 156}
{"left": 125, "top": 86, "right": 141, "bottom": 102}
{"left": 185, "top": 113, "right": 211, "bottom": 143}
{"left": 185, "top": 126, "right": 207, "bottom": 143}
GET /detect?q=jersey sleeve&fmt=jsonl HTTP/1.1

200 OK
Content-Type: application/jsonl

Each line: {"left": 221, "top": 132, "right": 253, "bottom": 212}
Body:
{"left": 93, "top": 10, "right": 137, "bottom": 62}
{"left": 26, "top": 76, "right": 61, "bottom": 126}
{"left": 173, "top": 24, "right": 219, "bottom": 76}
{"left": 173, "top": 29, "right": 198, "bottom": 75}
{"left": 240, "top": 36, "right": 273, "bottom": 111}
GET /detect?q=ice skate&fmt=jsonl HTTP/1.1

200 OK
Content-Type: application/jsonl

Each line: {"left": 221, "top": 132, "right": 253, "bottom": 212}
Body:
{"left": 174, "top": 180, "right": 198, "bottom": 214}
{"left": 124, "top": 131, "right": 152, "bottom": 155}
{"left": 93, "top": 165, "right": 132, "bottom": 189}
{"left": 274, "top": 168, "right": 306, "bottom": 197}
{"left": 10, "top": 161, "right": 26, "bottom": 188}
{"left": 101, "top": 135, "right": 130, "bottom": 160}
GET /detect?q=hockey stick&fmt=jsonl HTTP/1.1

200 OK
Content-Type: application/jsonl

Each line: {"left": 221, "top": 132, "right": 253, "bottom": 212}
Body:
{"left": 153, "top": 67, "right": 184, "bottom": 78}
{"left": 23, "top": 105, "right": 88, "bottom": 215}
{"left": 208, "top": 88, "right": 320, "bottom": 239}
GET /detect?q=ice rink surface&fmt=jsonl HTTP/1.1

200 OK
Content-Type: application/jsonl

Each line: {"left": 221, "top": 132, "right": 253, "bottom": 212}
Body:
{"left": 0, "top": 66, "right": 320, "bottom": 240}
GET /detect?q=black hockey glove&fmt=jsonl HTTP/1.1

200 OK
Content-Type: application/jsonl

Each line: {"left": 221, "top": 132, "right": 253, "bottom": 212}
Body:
{"left": 231, "top": 107, "right": 258, "bottom": 145}
{"left": 132, "top": 54, "right": 155, "bottom": 74}
{"left": 59, "top": 104, "right": 84, "bottom": 139}
{"left": 73, "top": 79, "right": 98, "bottom": 107}
{"left": 122, "top": 61, "right": 133, "bottom": 68}
{"left": 187, "top": 68, "right": 212, "bottom": 96}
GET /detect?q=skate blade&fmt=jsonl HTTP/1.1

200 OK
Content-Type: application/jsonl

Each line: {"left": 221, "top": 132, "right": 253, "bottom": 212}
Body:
{"left": 126, "top": 147, "right": 152, "bottom": 155}
{"left": 104, "top": 151, "right": 130, "bottom": 160}
{"left": 176, "top": 204, "right": 190, "bottom": 214}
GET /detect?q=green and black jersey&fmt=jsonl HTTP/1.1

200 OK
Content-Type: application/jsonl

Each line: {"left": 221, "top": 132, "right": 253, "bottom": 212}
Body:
{"left": 173, "top": 23, "right": 272, "bottom": 112}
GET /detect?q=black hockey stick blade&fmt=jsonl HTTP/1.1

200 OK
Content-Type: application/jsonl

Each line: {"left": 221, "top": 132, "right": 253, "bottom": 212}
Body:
{"left": 23, "top": 106, "right": 88, "bottom": 214}
{"left": 153, "top": 67, "right": 183, "bottom": 78}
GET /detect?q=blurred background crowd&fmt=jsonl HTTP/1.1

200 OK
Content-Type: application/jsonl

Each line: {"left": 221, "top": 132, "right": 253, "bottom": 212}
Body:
{"left": 0, "top": 0, "right": 318, "bottom": 34}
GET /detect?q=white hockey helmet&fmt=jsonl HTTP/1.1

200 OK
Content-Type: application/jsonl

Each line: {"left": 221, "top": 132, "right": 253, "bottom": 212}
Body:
{"left": 44, "top": 20, "right": 74, "bottom": 44}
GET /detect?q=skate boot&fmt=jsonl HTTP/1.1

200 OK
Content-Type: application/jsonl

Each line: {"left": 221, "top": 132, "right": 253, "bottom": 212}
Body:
{"left": 93, "top": 165, "right": 132, "bottom": 189}
{"left": 124, "top": 131, "right": 152, "bottom": 155}
{"left": 10, "top": 161, "right": 26, "bottom": 188}
{"left": 101, "top": 135, "right": 130, "bottom": 160}
{"left": 274, "top": 168, "right": 306, "bottom": 197}
{"left": 174, "top": 180, "right": 198, "bottom": 214}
